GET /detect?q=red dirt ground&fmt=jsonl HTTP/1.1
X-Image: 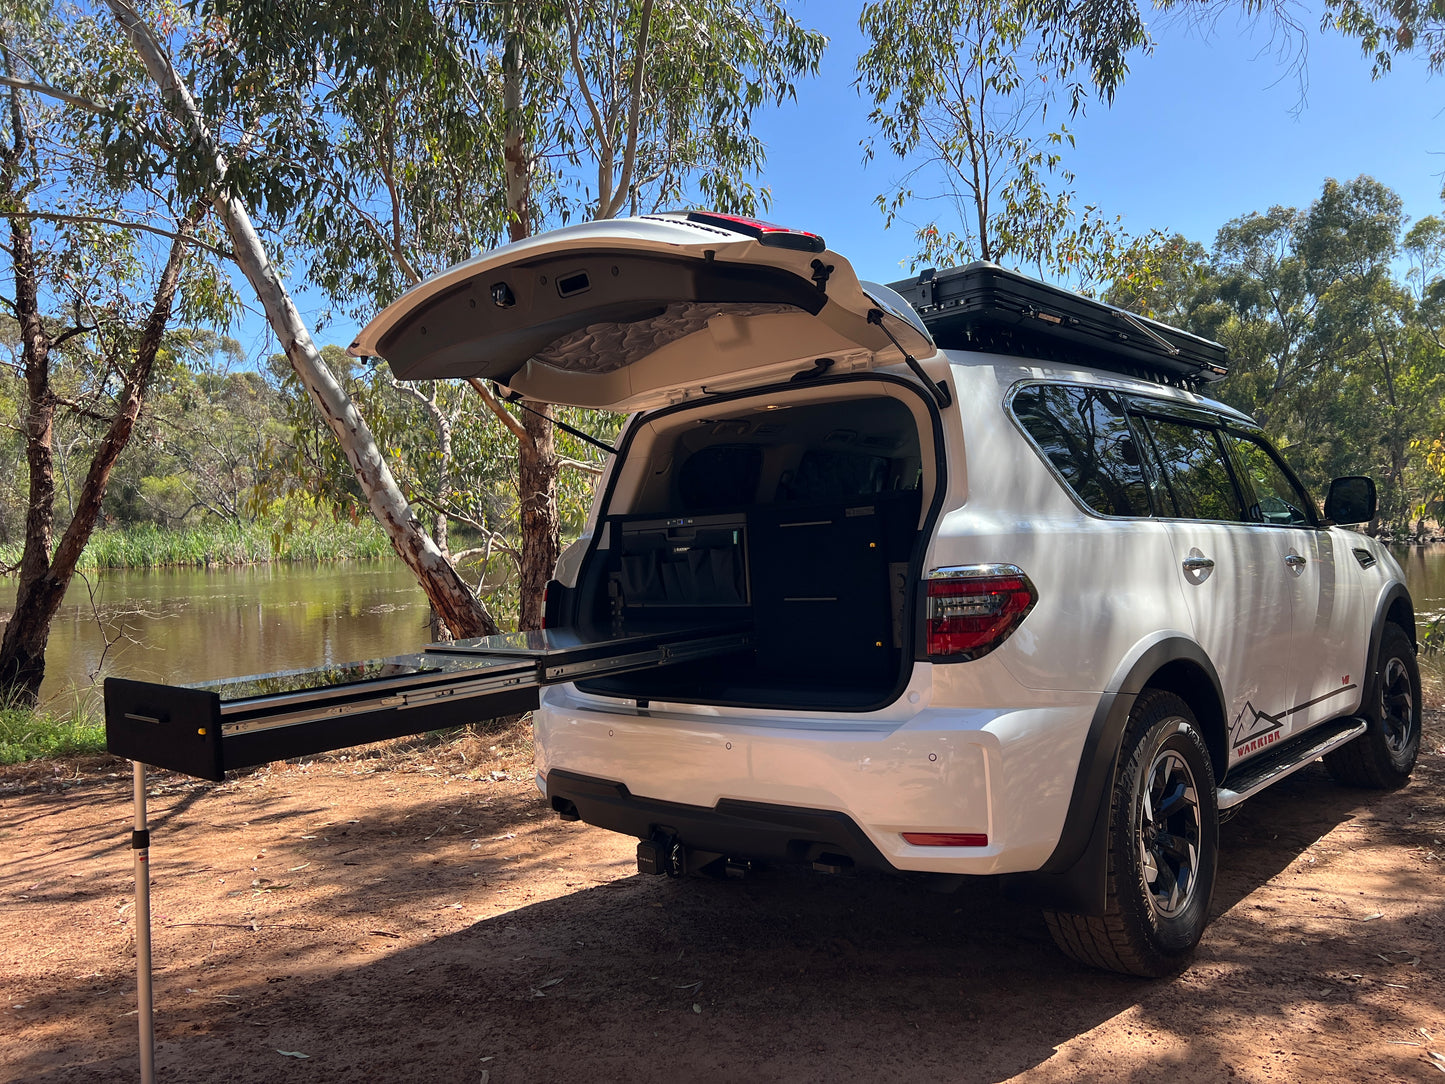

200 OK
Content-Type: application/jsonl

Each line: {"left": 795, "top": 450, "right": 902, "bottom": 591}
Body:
{"left": 2, "top": 715, "right": 1444, "bottom": 1083}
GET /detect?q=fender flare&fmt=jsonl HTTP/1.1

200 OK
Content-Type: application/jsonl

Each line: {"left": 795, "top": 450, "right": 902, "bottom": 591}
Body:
{"left": 1001, "top": 633, "right": 1223, "bottom": 916}
{"left": 1364, "top": 582, "right": 1415, "bottom": 710}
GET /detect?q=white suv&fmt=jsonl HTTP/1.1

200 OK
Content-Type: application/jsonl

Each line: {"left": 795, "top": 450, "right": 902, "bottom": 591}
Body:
{"left": 354, "top": 212, "right": 1421, "bottom": 976}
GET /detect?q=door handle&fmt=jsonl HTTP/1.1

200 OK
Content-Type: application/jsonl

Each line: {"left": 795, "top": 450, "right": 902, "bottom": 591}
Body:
{"left": 1182, "top": 555, "right": 1215, "bottom": 573}
{"left": 1285, "top": 553, "right": 1307, "bottom": 570}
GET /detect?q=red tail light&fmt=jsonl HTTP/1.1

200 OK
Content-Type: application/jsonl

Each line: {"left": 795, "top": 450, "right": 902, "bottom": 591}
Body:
{"left": 926, "top": 565, "right": 1036, "bottom": 659}
{"left": 683, "top": 211, "right": 826, "bottom": 253}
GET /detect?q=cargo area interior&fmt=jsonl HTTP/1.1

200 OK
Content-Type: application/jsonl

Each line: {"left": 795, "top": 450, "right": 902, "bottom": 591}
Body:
{"left": 568, "top": 388, "right": 933, "bottom": 709}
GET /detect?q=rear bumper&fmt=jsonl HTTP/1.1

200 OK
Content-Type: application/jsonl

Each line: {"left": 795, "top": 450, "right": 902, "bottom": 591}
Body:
{"left": 534, "top": 682, "right": 1097, "bottom": 875}
{"left": 545, "top": 769, "right": 893, "bottom": 871}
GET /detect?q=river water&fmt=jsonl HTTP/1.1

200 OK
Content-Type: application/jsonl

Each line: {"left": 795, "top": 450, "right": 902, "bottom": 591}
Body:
{"left": 14, "top": 562, "right": 433, "bottom": 713}
{"left": 7, "top": 545, "right": 1445, "bottom": 714}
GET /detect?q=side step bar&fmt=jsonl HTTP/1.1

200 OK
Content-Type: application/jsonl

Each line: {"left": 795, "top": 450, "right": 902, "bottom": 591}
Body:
{"left": 105, "top": 624, "right": 750, "bottom": 782}
{"left": 1216, "top": 716, "right": 1368, "bottom": 810}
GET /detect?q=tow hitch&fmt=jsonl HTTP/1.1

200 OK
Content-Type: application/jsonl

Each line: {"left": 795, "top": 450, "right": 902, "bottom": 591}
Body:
{"left": 636, "top": 834, "right": 686, "bottom": 877}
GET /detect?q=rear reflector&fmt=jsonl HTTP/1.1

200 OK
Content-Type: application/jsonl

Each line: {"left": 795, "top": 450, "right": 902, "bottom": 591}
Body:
{"left": 684, "top": 211, "right": 827, "bottom": 253}
{"left": 902, "top": 832, "right": 989, "bottom": 847}
{"left": 926, "top": 564, "right": 1036, "bottom": 659}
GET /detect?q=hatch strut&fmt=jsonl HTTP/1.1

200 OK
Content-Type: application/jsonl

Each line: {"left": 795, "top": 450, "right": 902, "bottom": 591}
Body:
{"left": 495, "top": 386, "right": 619, "bottom": 456}
{"left": 867, "top": 309, "right": 952, "bottom": 408}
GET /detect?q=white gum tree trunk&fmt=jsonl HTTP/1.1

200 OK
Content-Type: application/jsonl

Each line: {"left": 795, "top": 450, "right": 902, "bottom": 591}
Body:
{"left": 108, "top": 0, "right": 499, "bottom": 638}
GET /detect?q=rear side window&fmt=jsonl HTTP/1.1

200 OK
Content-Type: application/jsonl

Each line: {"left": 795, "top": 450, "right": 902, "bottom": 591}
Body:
{"left": 1137, "top": 416, "right": 1244, "bottom": 522}
{"left": 1011, "top": 384, "right": 1151, "bottom": 516}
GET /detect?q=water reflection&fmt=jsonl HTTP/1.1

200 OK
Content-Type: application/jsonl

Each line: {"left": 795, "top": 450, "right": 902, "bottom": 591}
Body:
{"left": 1, "top": 562, "right": 432, "bottom": 713}
{"left": 1389, "top": 544, "right": 1445, "bottom": 623}
{"left": 7, "top": 544, "right": 1444, "bottom": 714}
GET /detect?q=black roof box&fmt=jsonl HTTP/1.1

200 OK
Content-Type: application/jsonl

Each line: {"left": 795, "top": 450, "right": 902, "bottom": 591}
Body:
{"left": 886, "top": 262, "right": 1227, "bottom": 385}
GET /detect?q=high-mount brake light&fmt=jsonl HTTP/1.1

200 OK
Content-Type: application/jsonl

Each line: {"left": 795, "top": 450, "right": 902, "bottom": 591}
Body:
{"left": 683, "top": 211, "right": 826, "bottom": 253}
{"left": 925, "top": 565, "right": 1037, "bottom": 659}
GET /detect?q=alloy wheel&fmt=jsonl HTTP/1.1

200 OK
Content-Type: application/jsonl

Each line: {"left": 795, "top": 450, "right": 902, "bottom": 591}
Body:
{"left": 1138, "top": 746, "right": 1202, "bottom": 919}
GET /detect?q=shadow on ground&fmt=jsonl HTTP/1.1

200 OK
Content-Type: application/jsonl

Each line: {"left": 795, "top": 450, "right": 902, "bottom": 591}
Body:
{"left": 8, "top": 743, "right": 1441, "bottom": 1084}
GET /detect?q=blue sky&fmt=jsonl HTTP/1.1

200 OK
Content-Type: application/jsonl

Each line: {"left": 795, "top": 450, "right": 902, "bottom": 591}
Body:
{"left": 759, "top": 2, "right": 1443, "bottom": 286}
{"left": 248, "top": 2, "right": 1444, "bottom": 358}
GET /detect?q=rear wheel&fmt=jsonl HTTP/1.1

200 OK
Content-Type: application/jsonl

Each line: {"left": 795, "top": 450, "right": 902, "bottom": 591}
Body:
{"left": 1324, "top": 624, "right": 1421, "bottom": 789}
{"left": 1045, "top": 689, "right": 1219, "bottom": 977}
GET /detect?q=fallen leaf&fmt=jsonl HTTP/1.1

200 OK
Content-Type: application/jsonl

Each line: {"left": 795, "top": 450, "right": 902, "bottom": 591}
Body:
{"left": 276, "top": 1050, "right": 309, "bottom": 1059}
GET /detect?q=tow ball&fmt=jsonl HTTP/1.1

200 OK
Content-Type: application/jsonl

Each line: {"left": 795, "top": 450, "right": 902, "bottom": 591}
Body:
{"left": 637, "top": 834, "right": 686, "bottom": 877}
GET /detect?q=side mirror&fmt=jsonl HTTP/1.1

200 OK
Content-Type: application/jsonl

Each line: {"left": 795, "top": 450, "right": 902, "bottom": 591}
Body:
{"left": 1324, "top": 476, "right": 1376, "bottom": 524}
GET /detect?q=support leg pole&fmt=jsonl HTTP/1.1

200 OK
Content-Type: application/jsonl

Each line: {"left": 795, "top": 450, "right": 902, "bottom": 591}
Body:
{"left": 132, "top": 761, "right": 156, "bottom": 1084}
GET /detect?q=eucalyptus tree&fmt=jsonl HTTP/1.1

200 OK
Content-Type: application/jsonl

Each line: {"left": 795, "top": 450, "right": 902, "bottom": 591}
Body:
{"left": 856, "top": 0, "right": 1156, "bottom": 287}
{"left": 1404, "top": 214, "right": 1445, "bottom": 344}
{"left": 104, "top": 0, "right": 505, "bottom": 638}
{"left": 1204, "top": 207, "right": 1324, "bottom": 431}
{"left": 0, "top": 3, "right": 235, "bottom": 705}
{"left": 1298, "top": 176, "right": 1441, "bottom": 525}
{"left": 193, "top": 0, "right": 824, "bottom": 630}
{"left": 111, "top": 334, "right": 288, "bottom": 526}
{"left": 1103, "top": 176, "right": 1444, "bottom": 529}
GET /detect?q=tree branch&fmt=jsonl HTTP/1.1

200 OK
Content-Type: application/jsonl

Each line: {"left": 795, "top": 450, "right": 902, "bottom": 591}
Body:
{"left": 411, "top": 493, "right": 520, "bottom": 560}
{"left": 558, "top": 456, "right": 604, "bottom": 475}
{"left": 376, "top": 98, "right": 421, "bottom": 286}
{"left": 605, "top": 0, "right": 654, "bottom": 220}
{"left": 49, "top": 201, "right": 209, "bottom": 587}
{"left": 50, "top": 392, "right": 114, "bottom": 423}
{"left": 1, "top": 210, "right": 231, "bottom": 257}
{"left": 566, "top": 2, "right": 609, "bottom": 153}
{"left": 0, "top": 74, "right": 109, "bottom": 116}
{"left": 465, "top": 376, "right": 531, "bottom": 444}
{"left": 50, "top": 321, "right": 97, "bottom": 351}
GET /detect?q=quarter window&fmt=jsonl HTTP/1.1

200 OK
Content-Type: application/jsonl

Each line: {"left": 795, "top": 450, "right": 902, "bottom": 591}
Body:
{"left": 1011, "top": 384, "right": 1151, "bottom": 517}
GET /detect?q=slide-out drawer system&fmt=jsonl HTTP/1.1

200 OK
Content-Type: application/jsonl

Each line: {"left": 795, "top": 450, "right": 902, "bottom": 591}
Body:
{"left": 105, "top": 623, "right": 750, "bottom": 782}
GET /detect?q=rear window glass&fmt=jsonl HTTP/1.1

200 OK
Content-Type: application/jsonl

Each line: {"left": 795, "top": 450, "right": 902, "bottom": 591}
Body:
{"left": 1011, "top": 384, "right": 1151, "bottom": 516}
{"left": 676, "top": 444, "right": 762, "bottom": 509}
{"left": 780, "top": 449, "right": 891, "bottom": 502}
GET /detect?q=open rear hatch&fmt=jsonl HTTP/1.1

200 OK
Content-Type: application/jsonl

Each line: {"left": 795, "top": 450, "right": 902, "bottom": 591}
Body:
{"left": 349, "top": 212, "right": 933, "bottom": 412}
{"left": 109, "top": 214, "right": 938, "bottom": 780}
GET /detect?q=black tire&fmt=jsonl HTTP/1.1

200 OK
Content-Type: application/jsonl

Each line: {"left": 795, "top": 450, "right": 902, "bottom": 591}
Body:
{"left": 1044, "top": 689, "right": 1219, "bottom": 978}
{"left": 1324, "top": 623, "right": 1421, "bottom": 790}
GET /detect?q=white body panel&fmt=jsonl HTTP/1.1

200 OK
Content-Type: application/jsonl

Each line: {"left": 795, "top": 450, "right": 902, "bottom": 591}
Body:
{"left": 533, "top": 355, "right": 1402, "bottom": 874}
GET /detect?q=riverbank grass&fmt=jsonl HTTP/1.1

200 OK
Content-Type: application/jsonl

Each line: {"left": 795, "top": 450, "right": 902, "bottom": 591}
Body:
{"left": 0, "top": 707, "right": 106, "bottom": 764}
{"left": 0, "top": 516, "right": 394, "bottom": 572}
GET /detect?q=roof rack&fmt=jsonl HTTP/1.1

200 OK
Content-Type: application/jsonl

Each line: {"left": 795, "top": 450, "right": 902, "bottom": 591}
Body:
{"left": 886, "top": 262, "right": 1228, "bottom": 386}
